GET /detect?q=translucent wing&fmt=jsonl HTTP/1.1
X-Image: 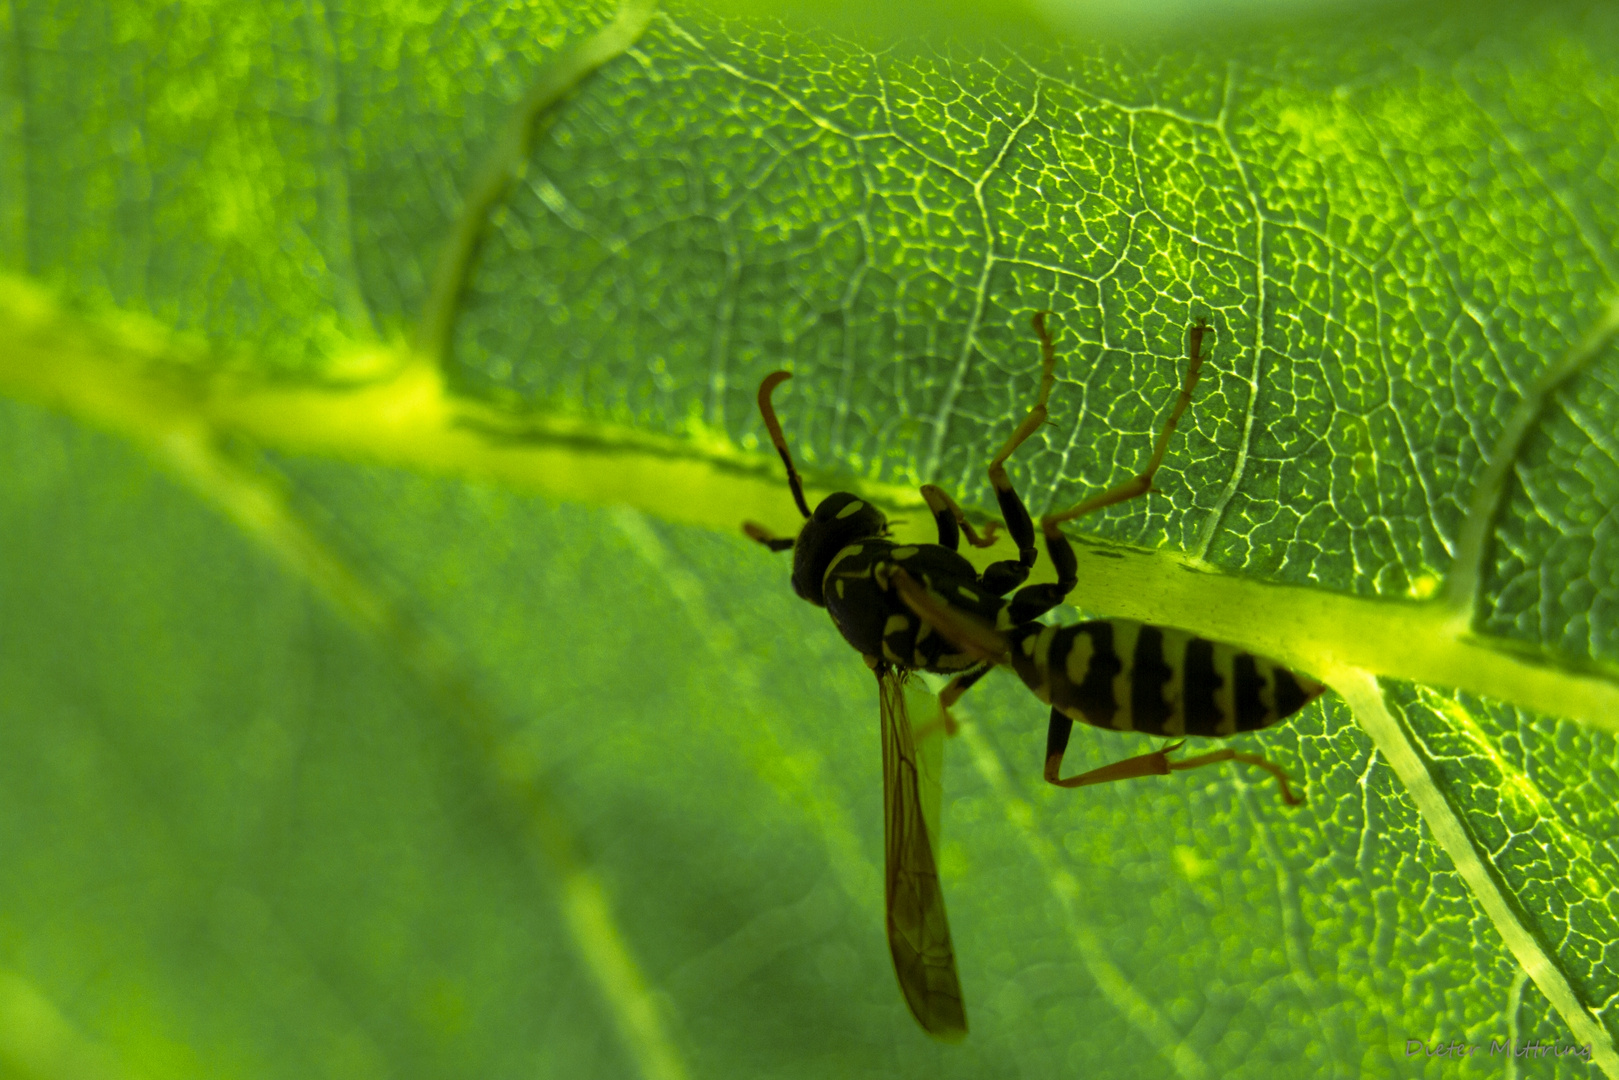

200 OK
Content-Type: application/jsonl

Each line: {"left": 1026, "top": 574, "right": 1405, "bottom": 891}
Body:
{"left": 907, "top": 680, "right": 946, "bottom": 860}
{"left": 877, "top": 664, "right": 968, "bottom": 1040}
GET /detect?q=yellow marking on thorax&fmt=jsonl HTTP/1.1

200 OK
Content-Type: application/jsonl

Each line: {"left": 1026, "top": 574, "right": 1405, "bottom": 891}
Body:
{"left": 836, "top": 499, "right": 866, "bottom": 518}
{"left": 824, "top": 544, "right": 867, "bottom": 579}
{"left": 1213, "top": 645, "right": 1238, "bottom": 736}
{"left": 956, "top": 585, "right": 978, "bottom": 601}
{"left": 890, "top": 545, "right": 919, "bottom": 560}
{"left": 1108, "top": 620, "right": 1142, "bottom": 732}
{"left": 884, "top": 614, "right": 911, "bottom": 638}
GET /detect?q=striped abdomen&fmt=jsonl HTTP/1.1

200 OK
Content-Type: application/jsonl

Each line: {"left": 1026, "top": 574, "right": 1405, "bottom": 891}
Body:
{"left": 1008, "top": 619, "right": 1325, "bottom": 737}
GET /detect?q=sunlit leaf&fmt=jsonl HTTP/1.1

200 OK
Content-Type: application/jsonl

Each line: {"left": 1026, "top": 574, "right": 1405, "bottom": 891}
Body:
{"left": 2, "top": 0, "right": 1617, "bottom": 1076}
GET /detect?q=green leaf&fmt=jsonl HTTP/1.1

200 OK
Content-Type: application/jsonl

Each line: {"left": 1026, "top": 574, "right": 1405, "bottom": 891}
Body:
{"left": 2, "top": 0, "right": 1618, "bottom": 1077}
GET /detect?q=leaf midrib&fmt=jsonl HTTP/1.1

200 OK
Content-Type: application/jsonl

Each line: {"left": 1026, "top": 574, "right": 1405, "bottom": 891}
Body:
{"left": 4, "top": 278, "right": 1615, "bottom": 734}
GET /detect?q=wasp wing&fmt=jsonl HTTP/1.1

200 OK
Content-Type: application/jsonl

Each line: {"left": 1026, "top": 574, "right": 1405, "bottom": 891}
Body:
{"left": 906, "top": 679, "right": 947, "bottom": 862}
{"left": 877, "top": 665, "right": 967, "bottom": 1040}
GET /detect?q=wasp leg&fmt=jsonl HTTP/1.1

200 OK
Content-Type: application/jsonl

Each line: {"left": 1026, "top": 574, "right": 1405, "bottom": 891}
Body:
{"left": 919, "top": 484, "right": 999, "bottom": 551}
{"left": 891, "top": 567, "right": 1009, "bottom": 664}
{"left": 1044, "top": 708, "right": 1302, "bottom": 806}
{"left": 1168, "top": 748, "right": 1303, "bottom": 807}
{"left": 1044, "top": 709, "right": 1179, "bottom": 786}
{"left": 1041, "top": 319, "right": 1209, "bottom": 536}
{"left": 939, "top": 662, "right": 994, "bottom": 711}
{"left": 1004, "top": 514, "right": 1078, "bottom": 624}
{"left": 743, "top": 521, "right": 796, "bottom": 552}
{"left": 980, "top": 311, "right": 1062, "bottom": 595}
{"left": 912, "top": 662, "right": 995, "bottom": 741}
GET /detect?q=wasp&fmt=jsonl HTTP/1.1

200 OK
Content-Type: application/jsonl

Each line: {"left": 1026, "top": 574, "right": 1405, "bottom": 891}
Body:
{"left": 744, "top": 314, "right": 1324, "bottom": 1039}
{"left": 896, "top": 588, "right": 1326, "bottom": 806}
{"left": 889, "top": 319, "right": 1326, "bottom": 807}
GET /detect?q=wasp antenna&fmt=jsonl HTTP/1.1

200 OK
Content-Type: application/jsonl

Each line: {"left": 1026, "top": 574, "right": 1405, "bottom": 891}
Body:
{"left": 743, "top": 520, "right": 796, "bottom": 553}
{"left": 758, "top": 371, "right": 812, "bottom": 519}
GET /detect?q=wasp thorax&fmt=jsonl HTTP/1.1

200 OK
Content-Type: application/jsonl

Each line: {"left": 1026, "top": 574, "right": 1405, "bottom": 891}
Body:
{"left": 791, "top": 492, "right": 888, "bottom": 606}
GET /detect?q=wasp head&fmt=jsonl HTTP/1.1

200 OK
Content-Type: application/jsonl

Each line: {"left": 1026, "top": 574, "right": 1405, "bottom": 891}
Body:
{"left": 790, "top": 491, "right": 887, "bottom": 606}
{"left": 744, "top": 372, "right": 889, "bottom": 606}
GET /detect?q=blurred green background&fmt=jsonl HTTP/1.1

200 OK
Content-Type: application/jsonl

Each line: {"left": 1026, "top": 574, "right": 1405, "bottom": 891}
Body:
{"left": 2, "top": 0, "right": 1618, "bottom": 1077}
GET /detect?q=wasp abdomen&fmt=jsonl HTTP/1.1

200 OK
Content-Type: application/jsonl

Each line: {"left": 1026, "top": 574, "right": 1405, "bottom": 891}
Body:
{"left": 1009, "top": 619, "right": 1325, "bottom": 737}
